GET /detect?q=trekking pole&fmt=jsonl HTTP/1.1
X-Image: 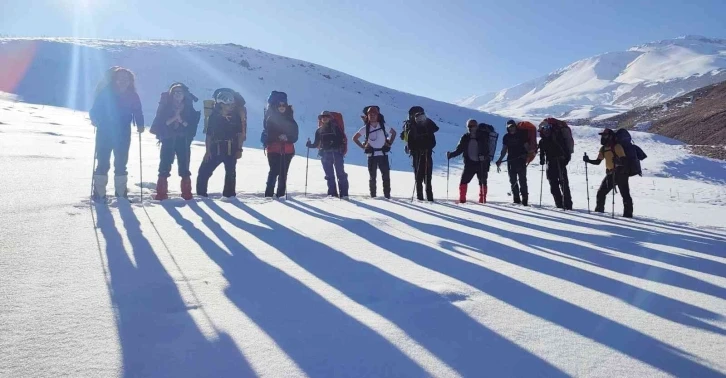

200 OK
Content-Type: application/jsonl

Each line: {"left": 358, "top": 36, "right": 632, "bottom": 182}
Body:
{"left": 90, "top": 130, "right": 97, "bottom": 200}
{"left": 446, "top": 156, "right": 450, "bottom": 202}
{"left": 138, "top": 132, "right": 143, "bottom": 203}
{"left": 612, "top": 174, "right": 616, "bottom": 219}
{"left": 539, "top": 162, "right": 544, "bottom": 207}
{"left": 304, "top": 146, "right": 310, "bottom": 197}
{"left": 584, "top": 153, "right": 591, "bottom": 213}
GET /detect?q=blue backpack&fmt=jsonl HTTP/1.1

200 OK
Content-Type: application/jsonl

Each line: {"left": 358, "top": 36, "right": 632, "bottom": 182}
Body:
{"left": 615, "top": 128, "right": 647, "bottom": 177}
{"left": 261, "top": 91, "right": 289, "bottom": 147}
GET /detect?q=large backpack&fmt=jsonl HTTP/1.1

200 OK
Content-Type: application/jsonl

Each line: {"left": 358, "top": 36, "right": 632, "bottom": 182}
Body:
{"left": 204, "top": 88, "right": 247, "bottom": 141}
{"left": 542, "top": 117, "right": 574, "bottom": 155}
{"left": 615, "top": 128, "right": 647, "bottom": 177}
{"left": 261, "top": 91, "right": 288, "bottom": 147}
{"left": 477, "top": 123, "right": 498, "bottom": 162}
{"left": 329, "top": 111, "right": 348, "bottom": 156}
{"left": 516, "top": 121, "right": 538, "bottom": 164}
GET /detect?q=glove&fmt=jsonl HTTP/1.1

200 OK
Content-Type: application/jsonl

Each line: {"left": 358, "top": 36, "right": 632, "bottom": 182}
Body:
{"left": 496, "top": 160, "right": 502, "bottom": 167}
{"left": 305, "top": 142, "right": 313, "bottom": 148}
{"left": 446, "top": 151, "right": 451, "bottom": 160}
{"left": 583, "top": 155, "right": 589, "bottom": 163}
{"left": 235, "top": 150, "right": 242, "bottom": 159}
{"left": 137, "top": 126, "right": 145, "bottom": 133}
{"left": 540, "top": 158, "right": 545, "bottom": 166}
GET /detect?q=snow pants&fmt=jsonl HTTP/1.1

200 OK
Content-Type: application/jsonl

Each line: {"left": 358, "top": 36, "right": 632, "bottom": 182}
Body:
{"left": 158, "top": 136, "right": 191, "bottom": 178}
{"left": 266, "top": 153, "right": 294, "bottom": 197}
{"left": 412, "top": 150, "right": 434, "bottom": 201}
{"left": 320, "top": 150, "right": 348, "bottom": 197}
{"left": 368, "top": 155, "right": 391, "bottom": 198}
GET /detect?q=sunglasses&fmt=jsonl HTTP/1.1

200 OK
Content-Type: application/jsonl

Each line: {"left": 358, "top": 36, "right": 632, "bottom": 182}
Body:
{"left": 278, "top": 103, "right": 287, "bottom": 108}
{"left": 468, "top": 124, "right": 477, "bottom": 128}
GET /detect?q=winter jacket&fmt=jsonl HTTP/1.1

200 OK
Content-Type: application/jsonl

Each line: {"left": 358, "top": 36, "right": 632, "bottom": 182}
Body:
{"left": 450, "top": 132, "right": 490, "bottom": 164}
{"left": 405, "top": 119, "right": 439, "bottom": 152}
{"left": 206, "top": 112, "right": 244, "bottom": 156}
{"left": 307, "top": 123, "right": 344, "bottom": 152}
{"left": 90, "top": 87, "right": 144, "bottom": 133}
{"left": 150, "top": 95, "right": 201, "bottom": 140}
{"left": 538, "top": 136, "right": 570, "bottom": 165}
{"left": 264, "top": 110, "right": 299, "bottom": 155}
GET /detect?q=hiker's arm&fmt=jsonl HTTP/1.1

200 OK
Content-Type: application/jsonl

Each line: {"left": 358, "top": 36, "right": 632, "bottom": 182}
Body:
{"left": 585, "top": 148, "right": 603, "bottom": 165}
{"left": 353, "top": 132, "right": 365, "bottom": 149}
{"left": 307, "top": 129, "right": 321, "bottom": 148}
{"left": 497, "top": 145, "right": 508, "bottom": 163}
{"left": 449, "top": 136, "right": 465, "bottom": 158}
{"left": 386, "top": 128, "right": 396, "bottom": 146}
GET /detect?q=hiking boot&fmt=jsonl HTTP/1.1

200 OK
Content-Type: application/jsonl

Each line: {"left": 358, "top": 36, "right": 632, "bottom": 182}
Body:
{"left": 623, "top": 203, "right": 633, "bottom": 218}
{"left": 459, "top": 184, "right": 467, "bottom": 203}
{"left": 93, "top": 174, "right": 108, "bottom": 201}
{"left": 114, "top": 175, "right": 128, "bottom": 198}
{"left": 154, "top": 176, "right": 168, "bottom": 201}
{"left": 522, "top": 194, "right": 529, "bottom": 206}
{"left": 181, "top": 177, "right": 193, "bottom": 200}
{"left": 479, "top": 186, "right": 488, "bottom": 204}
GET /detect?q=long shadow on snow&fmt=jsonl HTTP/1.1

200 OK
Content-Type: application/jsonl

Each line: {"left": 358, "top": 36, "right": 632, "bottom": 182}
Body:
{"left": 390, "top": 201, "right": 726, "bottom": 334}
{"left": 494, "top": 202, "right": 726, "bottom": 248}
{"left": 164, "top": 201, "right": 432, "bottom": 378}
{"left": 479, "top": 203, "right": 726, "bottom": 279}
{"left": 95, "top": 202, "right": 254, "bottom": 378}
{"left": 202, "top": 199, "right": 568, "bottom": 377}
{"left": 315, "top": 199, "right": 725, "bottom": 377}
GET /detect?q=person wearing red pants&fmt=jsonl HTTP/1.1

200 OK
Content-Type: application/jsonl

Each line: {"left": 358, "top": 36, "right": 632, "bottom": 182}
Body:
{"left": 447, "top": 119, "right": 492, "bottom": 203}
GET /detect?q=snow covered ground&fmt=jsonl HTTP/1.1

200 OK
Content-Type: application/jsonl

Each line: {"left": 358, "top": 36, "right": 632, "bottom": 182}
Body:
{"left": 1, "top": 99, "right": 726, "bottom": 377}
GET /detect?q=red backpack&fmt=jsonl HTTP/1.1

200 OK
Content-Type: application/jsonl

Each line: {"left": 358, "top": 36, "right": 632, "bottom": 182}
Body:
{"left": 329, "top": 111, "right": 348, "bottom": 156}
{"left": 516, "top": 121, "right": 538, "bottom": 164}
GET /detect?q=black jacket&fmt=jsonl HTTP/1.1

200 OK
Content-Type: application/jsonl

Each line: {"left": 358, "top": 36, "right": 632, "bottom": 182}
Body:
{"left": 538, "top": 136, "right": 570, "bottom": 165}
{"left": 405, "top": 119, "right": 439, "bottom": 152}
{"left": 307, "top": 123, "right": 344, "bottom": 152}
{"left": 450, "top": 131, "right": 489, "bottom": 164}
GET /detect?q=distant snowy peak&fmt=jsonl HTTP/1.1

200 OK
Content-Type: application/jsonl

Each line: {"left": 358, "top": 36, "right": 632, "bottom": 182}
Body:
{"left": 459, "top": 35, "right": 726, "bottom": 120}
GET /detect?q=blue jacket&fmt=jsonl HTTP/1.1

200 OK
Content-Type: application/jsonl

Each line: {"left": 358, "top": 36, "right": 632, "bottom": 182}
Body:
{"left": 90, "top": 87, "right": 144, "bottom": 134}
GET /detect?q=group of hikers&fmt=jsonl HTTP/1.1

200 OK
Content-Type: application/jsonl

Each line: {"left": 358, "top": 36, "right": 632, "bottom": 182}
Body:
{"left": 90, "top": 66, "right": 646, "bottom": 218}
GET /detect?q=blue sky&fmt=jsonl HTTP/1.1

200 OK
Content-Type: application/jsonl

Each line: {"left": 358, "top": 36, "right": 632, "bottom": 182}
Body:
{"left": 2, "top": 0, "right": 726, "bottom": 102}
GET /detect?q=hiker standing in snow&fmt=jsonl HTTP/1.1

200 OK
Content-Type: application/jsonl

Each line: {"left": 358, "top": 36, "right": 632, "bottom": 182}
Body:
{"left": 306, "top": 111, "right": 349, "bottom": 198}
{"left": 262, "top": 91, "right": 298, "bottom": 198}
{"left": 584, "top": 128, "right": 634, "bottom": 217}
{"left": 538, "top": 121, "right": 573, "bottom": 210}
{"left": 353, "top": 106, "right": 396, "bottom": 199}
{"left": 196, "top": 89, "right": 246, "bottom": 198}
{"left": 496, "top": 120, "right": 530, "bottom": 206}
{"left": 90, "top": 67, "right": 144, "bottom": 200}
{"left": 402, "top": 106, "right": 439, "bottom": 202}
{"left": 150, "top": 83, "right": 201, "bottom": 200}
{"left": 447, "top": 119, "right": 491, "bottom": 204}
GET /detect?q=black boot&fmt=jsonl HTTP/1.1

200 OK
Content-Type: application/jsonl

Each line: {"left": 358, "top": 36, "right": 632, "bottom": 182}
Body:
{"left": 521, "top": 194, "right": 528, "bottom": 206}
{"left": 623, "top": 202, "right": 633, "bottom": 218}
{"left": 513, "top": 191, "right": 521, "bottom": 204}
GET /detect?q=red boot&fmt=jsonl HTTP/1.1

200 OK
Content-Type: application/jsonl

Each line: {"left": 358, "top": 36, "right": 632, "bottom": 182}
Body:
{"left": 479, "top": 185, "right": 488, "bottom": 204}
{"left": 181, "top": 177, "right": 193, "bottom": 200}
{"left": 459, "top": 184, "right": 467, "bottom": 203}
{"left": 154, "top": 176, "right": 168, "bottom": 201}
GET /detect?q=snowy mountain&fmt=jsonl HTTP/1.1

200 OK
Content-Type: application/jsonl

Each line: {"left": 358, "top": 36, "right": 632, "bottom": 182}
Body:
{"left": 458, "top": 35, "right": 726, "bottom": 120}
{"left": 2, "top": 98, "right": 726, "bottom": 378}
{"left": 0, "top": 38, "right": 508, "bottom": 170}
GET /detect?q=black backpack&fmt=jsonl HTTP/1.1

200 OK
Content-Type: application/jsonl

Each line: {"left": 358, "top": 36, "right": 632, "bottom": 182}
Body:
{"left": 615, "top": 128, "right": 647, "bottom": 177}
{"left": 477, "top": 123, "right": 498, "bottom": 162}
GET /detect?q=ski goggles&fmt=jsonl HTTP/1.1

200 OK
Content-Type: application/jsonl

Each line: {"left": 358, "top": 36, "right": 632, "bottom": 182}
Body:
{"left": 215, "top": 91, "right": 235, "bottom": 105}
{"left": 414, "top": 113, "right": 427, "bottom": 123}
{"left": 539, "top": 123, "right": 552, "bottom": 131}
